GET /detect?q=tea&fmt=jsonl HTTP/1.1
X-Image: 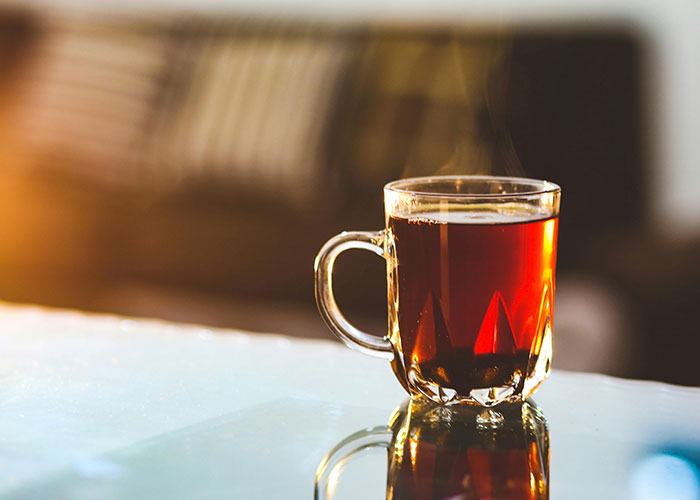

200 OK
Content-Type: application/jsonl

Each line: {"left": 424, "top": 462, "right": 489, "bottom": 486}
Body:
{"left": 388, "top": 211, "right": 558, "bottom": 403}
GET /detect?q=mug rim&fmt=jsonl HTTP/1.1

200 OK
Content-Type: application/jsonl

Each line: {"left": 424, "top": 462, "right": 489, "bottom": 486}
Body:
{"left": 384, "top": 175, "right": 561, "bottom": 199}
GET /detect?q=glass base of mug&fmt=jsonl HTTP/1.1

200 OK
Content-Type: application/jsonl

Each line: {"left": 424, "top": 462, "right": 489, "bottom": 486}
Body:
{"left": 408, "top": 384, "right": 525, "bottom": 408}
{"left": 406, "top": 365, "right": 549, "bottom": 408}
{"left": 399, "top": 315, "right": 553, "bottom": 407}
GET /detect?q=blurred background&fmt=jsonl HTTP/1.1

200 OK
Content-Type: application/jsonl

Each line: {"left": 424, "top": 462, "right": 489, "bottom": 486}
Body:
{"left": 0, "top": 0, "right": 698, "bottom": 386}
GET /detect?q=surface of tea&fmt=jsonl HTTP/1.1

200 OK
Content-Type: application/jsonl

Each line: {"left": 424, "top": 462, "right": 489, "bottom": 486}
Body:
{"left": 388, "top": 211, "right": 558, "bottom": 402}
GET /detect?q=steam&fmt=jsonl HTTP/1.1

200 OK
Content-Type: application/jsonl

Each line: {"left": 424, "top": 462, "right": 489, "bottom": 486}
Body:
{"left": 401, "top": 34, "right": 525, "bottom": 179}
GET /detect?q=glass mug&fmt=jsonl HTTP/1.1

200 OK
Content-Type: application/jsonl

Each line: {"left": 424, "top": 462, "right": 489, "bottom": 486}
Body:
{"left": 315, "top": 399, "right": 550, "bottom": 500}
{"left": 315, "top": 176, "right": 560, "bottom": 406}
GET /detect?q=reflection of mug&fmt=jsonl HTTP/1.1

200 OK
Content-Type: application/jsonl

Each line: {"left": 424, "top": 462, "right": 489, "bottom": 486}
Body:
{"left": 315, "top": 399, "right": 549, "bottom": 500}
{"left": 315, "top": 176, "right": 560, "bottom": 406}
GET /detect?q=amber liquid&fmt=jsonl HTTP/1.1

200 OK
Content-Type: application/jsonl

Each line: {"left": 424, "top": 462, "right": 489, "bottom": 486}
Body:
{"left": 389, "top": 212, "right": 558, "bottom": 397}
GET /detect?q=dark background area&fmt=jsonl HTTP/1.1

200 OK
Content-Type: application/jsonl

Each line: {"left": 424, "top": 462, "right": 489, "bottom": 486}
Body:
{"left": 0, "top": 9, "right": 697, "bottom": 385}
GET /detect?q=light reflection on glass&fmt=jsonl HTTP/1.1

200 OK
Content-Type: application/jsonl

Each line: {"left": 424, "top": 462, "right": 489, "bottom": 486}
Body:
{"left": 315, "top": 398, "right": 549, "bottom": 500}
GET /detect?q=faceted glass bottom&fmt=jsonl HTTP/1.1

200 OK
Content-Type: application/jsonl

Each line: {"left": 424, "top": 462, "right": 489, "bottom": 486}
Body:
{"left": 394, "top": 314, "right": 553, "bottom": 407}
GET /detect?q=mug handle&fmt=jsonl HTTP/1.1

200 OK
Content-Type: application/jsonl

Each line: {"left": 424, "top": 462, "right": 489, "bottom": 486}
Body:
{"left": 314, "top": 230, "right": 393, "bottom": 359}
{"left": 314, "top": 426, "right": 392, "bottom": 500}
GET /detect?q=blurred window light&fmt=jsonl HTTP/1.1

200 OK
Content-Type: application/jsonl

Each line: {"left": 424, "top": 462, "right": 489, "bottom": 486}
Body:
{"left": 630, "top": 453, "right": 700, "bottom": 500}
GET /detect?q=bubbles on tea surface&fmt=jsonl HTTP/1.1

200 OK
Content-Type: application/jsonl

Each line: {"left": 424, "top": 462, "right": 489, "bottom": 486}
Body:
{"left": 402, "top": 209, "right": 546, "bottom": 226}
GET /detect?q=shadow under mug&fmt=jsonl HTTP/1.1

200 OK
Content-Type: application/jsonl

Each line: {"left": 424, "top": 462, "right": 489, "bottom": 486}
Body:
{"left": 315, "top": 176, "right": 560, "bottom": 406}
{"left": 314, "top": 399, "right": 550, "bottom": 500}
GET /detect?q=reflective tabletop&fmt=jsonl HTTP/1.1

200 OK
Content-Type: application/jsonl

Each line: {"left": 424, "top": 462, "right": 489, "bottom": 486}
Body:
{"left": 0, "top": 303, "right": 699, "bottom": 499}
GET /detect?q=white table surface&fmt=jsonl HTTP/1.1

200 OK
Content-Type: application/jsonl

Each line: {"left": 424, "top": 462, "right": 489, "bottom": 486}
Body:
{"left": 1, "top": 302, "right": 699, "bottom": 499}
